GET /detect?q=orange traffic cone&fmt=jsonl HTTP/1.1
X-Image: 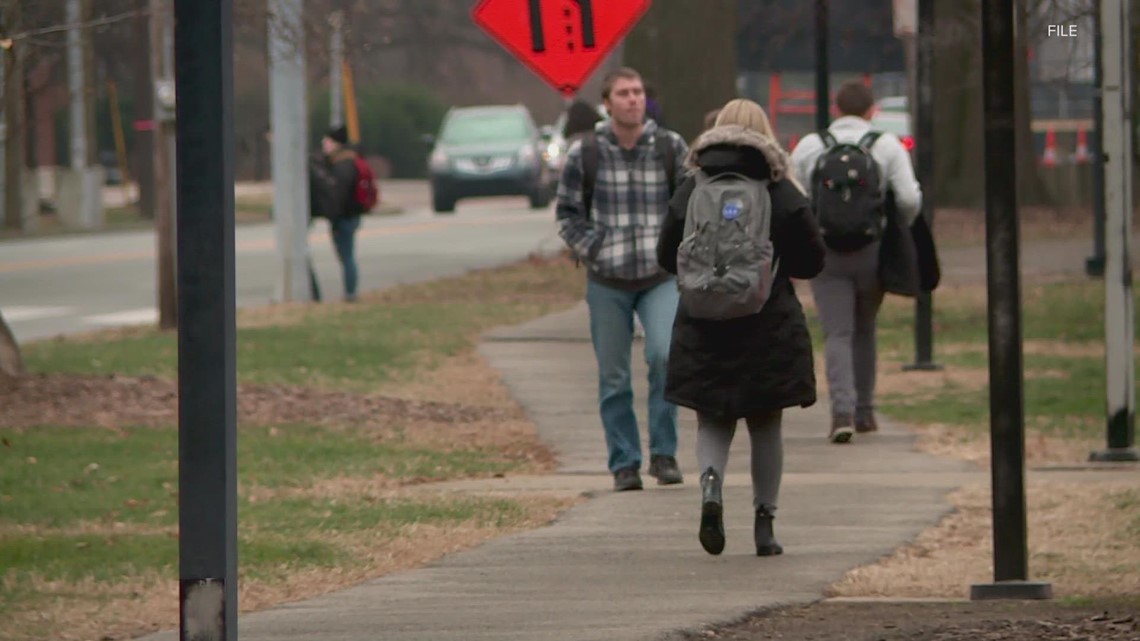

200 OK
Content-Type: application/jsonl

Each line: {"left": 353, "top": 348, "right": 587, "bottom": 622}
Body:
{"left": 1041, "top": 128, "right": 1058, "bottom": 167}
{"left": 1074, "top": 128, "right": 1091, "bottom": 164}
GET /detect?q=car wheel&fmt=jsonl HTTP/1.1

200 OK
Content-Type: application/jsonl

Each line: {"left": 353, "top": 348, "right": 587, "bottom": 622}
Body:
{"left": 528, "top": 185, "right": 552, "bottom": 209}
{"left": 432, "top": 190, "right": 456, "bottom": 214}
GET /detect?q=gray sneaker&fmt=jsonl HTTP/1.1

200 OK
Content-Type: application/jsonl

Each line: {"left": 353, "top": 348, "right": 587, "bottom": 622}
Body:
{"left": 613, "top": 466, "right": 643, "bottom": 492}
{"left": 648, "top": 455, "right": 683, "bottom": 485}
{"left": 829, "top": 414, "right": 855, "bottom": 444}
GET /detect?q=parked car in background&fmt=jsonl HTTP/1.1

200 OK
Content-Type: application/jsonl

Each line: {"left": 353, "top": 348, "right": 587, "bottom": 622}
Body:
{"left": 540, "top": 112, "right": 567, "bottom": 176}
{"left": 426, "top": 104, "right": 552, "bottom": 213}
{"left": 870, "top": 96, "right": 915, "bottom": 152}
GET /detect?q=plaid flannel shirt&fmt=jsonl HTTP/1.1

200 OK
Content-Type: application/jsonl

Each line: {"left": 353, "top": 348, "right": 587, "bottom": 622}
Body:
{"left": 556, "top": 120, "right": 689, "bottom": 281}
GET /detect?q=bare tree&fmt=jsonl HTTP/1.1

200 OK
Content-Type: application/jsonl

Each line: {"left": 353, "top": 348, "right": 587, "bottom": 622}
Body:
{"left": 624, "top": 0, "right": 738, "bottom": 143}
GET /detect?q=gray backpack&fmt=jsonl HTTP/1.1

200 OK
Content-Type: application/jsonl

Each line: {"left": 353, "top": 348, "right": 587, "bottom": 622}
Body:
{"left": 676, "top": 171, "right": 777, "bottom": 320}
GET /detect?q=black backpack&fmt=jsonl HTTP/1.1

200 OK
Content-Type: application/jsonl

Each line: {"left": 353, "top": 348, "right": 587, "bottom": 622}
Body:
{"left": 810, "top": 130, "right": 885, "bottom": 252}
{"left": 580, "top": 133, "right": 677, "bottom": 218}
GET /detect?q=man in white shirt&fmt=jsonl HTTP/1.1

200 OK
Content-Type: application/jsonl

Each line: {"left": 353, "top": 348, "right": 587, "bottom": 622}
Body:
{"left": 790, "top": 81, "right": 923, "bottom": 443}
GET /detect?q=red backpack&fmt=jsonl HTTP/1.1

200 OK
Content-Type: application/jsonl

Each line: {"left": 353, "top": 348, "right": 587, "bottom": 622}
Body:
{"left": 351, "top": 156, "right": 379, "bottom": 213}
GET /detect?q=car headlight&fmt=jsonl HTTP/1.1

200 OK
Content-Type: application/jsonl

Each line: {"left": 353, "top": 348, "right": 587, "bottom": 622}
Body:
{"left": 429, "top": 149, "right": 449, "bottom": 170}
{"left": 518, "top": 145, "right": 537, "bottom": 164}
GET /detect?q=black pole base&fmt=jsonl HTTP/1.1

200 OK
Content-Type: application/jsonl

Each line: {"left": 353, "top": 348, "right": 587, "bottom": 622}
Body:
{"left": 1089, "top": 447, "right": 1140, "bottom": 462}
{"left": 903, "top": 361, "right": 944, "bottom": 372}
{"left": 970, "top": 580, "right": 1053, "bottom": 601}
{"left": 1085, "top": 255, "right": 1106, "bottom": 277}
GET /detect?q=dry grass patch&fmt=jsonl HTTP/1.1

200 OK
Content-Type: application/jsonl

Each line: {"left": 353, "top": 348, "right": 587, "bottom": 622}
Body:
{"left": 827, "top": 481, "right": 1140, "bottom": 599}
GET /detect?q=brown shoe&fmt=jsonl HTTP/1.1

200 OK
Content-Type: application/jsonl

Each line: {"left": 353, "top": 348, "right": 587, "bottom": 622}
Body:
{"left": 829, "top": 414, "right": 854, "bottom": 444}
{"left": 855, "top": 410, "right": 878, "bottom": 433}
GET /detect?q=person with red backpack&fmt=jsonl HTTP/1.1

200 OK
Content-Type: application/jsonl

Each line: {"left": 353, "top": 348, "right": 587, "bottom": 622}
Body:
{"left": 309, "top": 125, "right": 378, "bottom": 302}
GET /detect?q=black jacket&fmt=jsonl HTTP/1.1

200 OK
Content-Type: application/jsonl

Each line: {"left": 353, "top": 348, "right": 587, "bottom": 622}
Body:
{"left": 309, "top": 149, "right": 360, "bottom": 220}
{"left": 657, "top": 125, "right": 826, "bottom": 419}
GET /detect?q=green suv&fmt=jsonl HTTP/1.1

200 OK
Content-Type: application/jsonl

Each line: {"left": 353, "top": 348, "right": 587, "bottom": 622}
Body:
{"left": 427, "top": 104, "right": 553, "bottom": 213}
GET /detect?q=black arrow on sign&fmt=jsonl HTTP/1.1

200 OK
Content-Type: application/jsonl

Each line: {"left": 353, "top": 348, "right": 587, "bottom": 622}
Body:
{"left": 530, "top": 0, "right": 545, "bottom": 52}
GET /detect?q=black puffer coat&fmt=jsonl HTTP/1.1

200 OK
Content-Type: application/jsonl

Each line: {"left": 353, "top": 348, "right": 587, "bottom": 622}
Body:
{"left": 656, "top": 125, "right": 825, "bottom": 420}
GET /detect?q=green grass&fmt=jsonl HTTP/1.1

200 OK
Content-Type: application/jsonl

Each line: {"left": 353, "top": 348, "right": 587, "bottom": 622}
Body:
{"left": 0, "top": 424, "right": 516, "bottom": 529}
{"left": 23, "top": 263, "right": 581, "bottom": 390}
{"left": 864, "top": 279, "right": 1137, "bottom": 441}
{"left": 2, "top": 258, "right": 584, "bottom": 635}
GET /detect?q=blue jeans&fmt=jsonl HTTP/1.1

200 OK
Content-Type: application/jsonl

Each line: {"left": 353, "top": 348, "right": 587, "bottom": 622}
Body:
{"left": 330, "top": 216, "right": 361, "bottom": 298}
{"left": 586, "top": 278, "right": 680, "bottom": 473}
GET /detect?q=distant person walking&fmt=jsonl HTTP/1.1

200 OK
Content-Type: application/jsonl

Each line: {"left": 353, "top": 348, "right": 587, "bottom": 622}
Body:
{"left": 556, "top": 67, "right": 689, "bottom": 492}
{"left": 790, "top": 81, "right": 923, "bottom": 443}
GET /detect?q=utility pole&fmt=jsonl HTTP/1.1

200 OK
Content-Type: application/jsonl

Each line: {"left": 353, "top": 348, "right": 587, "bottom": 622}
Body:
{"left": 1091, "top": 0, "right": 1138, "bottom": 463}
{"left": 152, "top": 0, "right": 178, "bottom": 329}
{"left": 67, "top": 0, "right": 87, "bottom": 173}
{"left": 64, "top": 0, "right": 103, "bottom": 229}
{"left": 269, "top": 0, "right": 312, "bottom": 302}
{"left": 329, "top": 9, "right": 344, "bottom": 129}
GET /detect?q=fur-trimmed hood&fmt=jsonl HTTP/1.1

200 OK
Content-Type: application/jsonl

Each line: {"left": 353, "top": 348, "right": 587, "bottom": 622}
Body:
{"left": 685, "top": 125, "right": 791, "bottom": 182}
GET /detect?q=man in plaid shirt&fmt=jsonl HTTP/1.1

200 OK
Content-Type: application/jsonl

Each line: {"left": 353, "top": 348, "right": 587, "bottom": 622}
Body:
{"left": 555, "top": 67, "right": 689, "bottom": 492}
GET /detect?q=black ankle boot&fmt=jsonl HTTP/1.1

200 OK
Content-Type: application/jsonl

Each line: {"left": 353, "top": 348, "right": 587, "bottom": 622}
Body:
{"left": 698, "top": 467, "right": 725, "bottom": 555}
{"left": 754, "top": 506, "right": 783, "bottom": 556}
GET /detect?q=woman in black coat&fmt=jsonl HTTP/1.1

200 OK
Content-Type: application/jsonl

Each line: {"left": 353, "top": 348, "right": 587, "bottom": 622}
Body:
{"left": 657, "top": 99, "right": 825, "bottom": 557}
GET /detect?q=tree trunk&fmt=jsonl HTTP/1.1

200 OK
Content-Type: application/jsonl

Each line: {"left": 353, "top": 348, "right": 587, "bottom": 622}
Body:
{"left": 132, "top": 0, "right": 155, "bottom": 218}
{"left": 622, "top": 0, "right": 737, "bottom": 144}
{"left": 0, "top": 309, "right": 24, "bottom": 393}
{"left": 932, "top": 0, "right": 985, "bottom": 208}
{"left": 3, "top": 0, "right": 27, "bottom": 231}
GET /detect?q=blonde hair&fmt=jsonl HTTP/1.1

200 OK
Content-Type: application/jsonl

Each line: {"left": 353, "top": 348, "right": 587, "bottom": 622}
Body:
{"left": 712, "top": 99, "right": 806, "bottom": 194}
{"left": 714, "top": 99, "right": 776, "bottom": 139}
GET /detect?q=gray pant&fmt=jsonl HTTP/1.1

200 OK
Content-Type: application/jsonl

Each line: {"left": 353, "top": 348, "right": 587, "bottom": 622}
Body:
{"left": 811, "top": 242, "right": 884, "bottom": 418}
{"left": 696, "top": 410, "right": 783, "bottom": 512}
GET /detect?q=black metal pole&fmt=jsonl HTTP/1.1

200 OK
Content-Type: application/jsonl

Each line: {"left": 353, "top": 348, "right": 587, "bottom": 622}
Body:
{"left": 905, "top": 0, "right": 942, "bottom": 372}
{"left": 1086, "top": 2, "right": 1107, "bottom": 277}
{"left": 814, "top": 0, "right": 829, "bottom": 131}
{"left": 174, "top": 0, "right": 238, "bottom": 638}
{"left": 970, "top": 0, "right": 1051, "bottom": 602}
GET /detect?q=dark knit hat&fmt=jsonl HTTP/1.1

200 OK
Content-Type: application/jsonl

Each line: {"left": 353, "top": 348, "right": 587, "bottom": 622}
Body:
{"left": 327, "top": 125, "right": 348, "bottom": 145}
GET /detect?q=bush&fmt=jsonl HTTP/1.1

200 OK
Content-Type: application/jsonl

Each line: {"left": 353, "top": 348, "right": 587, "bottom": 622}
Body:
{"left": 311, "top": 84, "right": 448, "bottom": 179}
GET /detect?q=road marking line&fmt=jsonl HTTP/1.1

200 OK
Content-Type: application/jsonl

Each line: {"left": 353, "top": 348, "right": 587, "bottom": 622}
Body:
{"left": 0, "top": 215, "right": 551, "bottom": 274}
{"left": 0, "top": 305, "right": 77, "bottom": 322}
{"left": 83, "top": 308, "right": 158, "bottom": 326}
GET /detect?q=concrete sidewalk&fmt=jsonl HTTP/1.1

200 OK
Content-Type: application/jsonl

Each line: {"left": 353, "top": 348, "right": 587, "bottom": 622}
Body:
{"left": 141, "top": 301, "right": 987, "bottom": 641}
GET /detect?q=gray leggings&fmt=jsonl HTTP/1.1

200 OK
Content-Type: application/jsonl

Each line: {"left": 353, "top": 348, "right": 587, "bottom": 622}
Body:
{"left": 696, "top": 410, "right": 783, "bottom": 512}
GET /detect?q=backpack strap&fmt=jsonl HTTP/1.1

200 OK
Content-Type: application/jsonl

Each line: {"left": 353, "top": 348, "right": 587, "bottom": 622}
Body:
{"left": 580, "top": 134, "right": 599, "bottom": 220}
{"left": 819, "top": 130, "right": 838, "bottom": 149}
{"left": 654, "top": 133, "right": 677, "bottom": 198}
{"left": 856, "top": 130, "right": 882, "bottom": 152}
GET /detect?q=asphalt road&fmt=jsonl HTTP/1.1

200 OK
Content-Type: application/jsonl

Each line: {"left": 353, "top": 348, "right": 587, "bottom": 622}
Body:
{"left": 0, "top": 181, "right": 564, "bottom": 343}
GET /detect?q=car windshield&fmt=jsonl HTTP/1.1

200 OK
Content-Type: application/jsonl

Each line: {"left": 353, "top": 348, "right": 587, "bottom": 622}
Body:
{"left": 442, "top": 112, "right": 530, "bottom": 145}
{"left": 871, "top": 114, "right": 909, "bottom": 137}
